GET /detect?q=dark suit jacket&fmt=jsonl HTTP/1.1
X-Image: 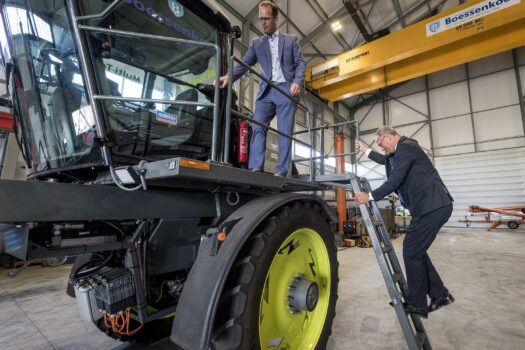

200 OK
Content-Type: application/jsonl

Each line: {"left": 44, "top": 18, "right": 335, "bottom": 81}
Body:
{"left": 232, "top": 32, "right": 305, "bottom": 100}
{"left": 369, "top": 136, "right": 453, "bottom": 218}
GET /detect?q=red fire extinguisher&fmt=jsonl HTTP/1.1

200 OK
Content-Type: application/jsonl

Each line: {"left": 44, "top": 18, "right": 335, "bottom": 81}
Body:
{"left": 237, "top": 119, "right": 249, "bottom": 164}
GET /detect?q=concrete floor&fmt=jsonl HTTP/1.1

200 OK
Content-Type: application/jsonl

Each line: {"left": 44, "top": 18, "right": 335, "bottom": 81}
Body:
{"left": 1, "top": 227, "right": 525, "bottom": 350}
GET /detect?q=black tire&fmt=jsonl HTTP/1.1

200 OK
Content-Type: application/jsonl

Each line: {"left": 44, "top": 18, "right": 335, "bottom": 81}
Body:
{"left": 507, "top": 221, "right": 519, "bottom": 230}
{"left": 211, "top": 201, "right": 338, "bottom": 350}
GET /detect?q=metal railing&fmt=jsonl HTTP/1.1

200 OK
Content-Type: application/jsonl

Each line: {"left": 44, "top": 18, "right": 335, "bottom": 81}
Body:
{"left": 68, "top": 0, "right": 222, "bottom": 190}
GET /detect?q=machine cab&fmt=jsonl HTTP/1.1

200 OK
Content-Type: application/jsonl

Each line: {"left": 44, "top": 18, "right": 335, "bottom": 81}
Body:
{"left": 0, "top": 0, "right": 230, "bottom": 180}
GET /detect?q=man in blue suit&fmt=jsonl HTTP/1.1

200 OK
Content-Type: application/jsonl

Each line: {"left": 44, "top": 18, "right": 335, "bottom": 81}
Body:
{"left": 220, "top": 1, "right": 305, "bottom": 176}
{"left": 355, "top": 126, "right": 455, "bottom": 319}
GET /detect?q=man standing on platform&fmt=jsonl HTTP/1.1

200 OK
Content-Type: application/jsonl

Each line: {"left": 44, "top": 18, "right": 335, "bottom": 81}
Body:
{"left": 220, "top": 1, "right": 305, "bottom": 176}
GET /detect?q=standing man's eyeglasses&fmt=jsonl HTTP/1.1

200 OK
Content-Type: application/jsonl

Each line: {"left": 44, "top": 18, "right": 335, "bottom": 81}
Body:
{"left": 258, "top": 16, "right": 275, "bottom": 22}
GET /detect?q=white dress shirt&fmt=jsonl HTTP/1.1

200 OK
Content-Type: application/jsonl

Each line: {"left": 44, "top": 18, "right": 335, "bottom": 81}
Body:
{"left": 267, "top": 31, "right": 286, "bottom": 83}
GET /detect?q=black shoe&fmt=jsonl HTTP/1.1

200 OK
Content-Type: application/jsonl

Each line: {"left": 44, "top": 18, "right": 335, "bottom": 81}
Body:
{"left": 389, "top": 301, "right": 428, "bottom": 319}
{"left": 429, "top": 293, "right": 455, "bottom": 312}
{"left": 404, "top": 304, "right": 429, "bottom": 319}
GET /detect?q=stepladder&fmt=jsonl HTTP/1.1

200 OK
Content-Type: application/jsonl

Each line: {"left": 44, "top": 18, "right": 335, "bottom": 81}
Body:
{"left": 349, "top": 176, "right": 432, "bottom": 350}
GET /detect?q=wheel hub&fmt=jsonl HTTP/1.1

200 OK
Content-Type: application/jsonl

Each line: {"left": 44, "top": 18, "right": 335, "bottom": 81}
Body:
{"left": 288, "top": 274, "right": 319, "bottom": 314}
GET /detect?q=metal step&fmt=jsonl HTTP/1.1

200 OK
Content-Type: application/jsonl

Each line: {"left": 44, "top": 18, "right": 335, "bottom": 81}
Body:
{"left": 392, "top": 272, "right": 403, "bottom": 284}
{"left": 382, "top": 245, "right": 393, "bottom": 253}
{"left": 415, "top": 331, "right": 427, "bottom": 349}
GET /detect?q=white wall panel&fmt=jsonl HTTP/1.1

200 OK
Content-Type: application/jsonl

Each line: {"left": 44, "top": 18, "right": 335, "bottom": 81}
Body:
{"left": 470, "top": 70, "right": 519, "bottom": 112}
{"left": 467, "top": 51, "right": 513, "bottom": 78}
{"left": 428, "top": 65, "right": 466, "bottom": 89}
{"left": 359, "top": 133, "right": 377, "bottom": 150}
{"left": 473, "top": 105, "right": 524, "bottom": 141}
{"left": 248, "top": 29, "right": 260, "bottom": 42}
{"left": 432, "top": 114, "right": 473, "bottom": 148}
{"left": 409, "top": 124, "right": 432, "bottom": 151}
{"left": 433, "top": 144, "right": 475, "bottom": 157}
{"left": 390, "top": 92, "right": 428, "bottom": 126}
{"left": 390, "top": 77, "right": 425, "bottom": 97}
{"left": 429, "top": 81, "right": 470, "bottom": 119}
{"left": 405, "top": 4, "right": 430, "bottom": 24}
{"left": 356, "top": 103, "right": 382, "bottom": 132}
{"left": 357, "top": 159, "right": 385, "bottom": 179}
{"left": 476, "top": 138, "right": 525, "bottom": 152}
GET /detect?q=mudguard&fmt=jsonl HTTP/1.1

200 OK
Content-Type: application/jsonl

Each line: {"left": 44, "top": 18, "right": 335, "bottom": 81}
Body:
{"left": 170, "top": 193, "right": 335, "bottom": 350}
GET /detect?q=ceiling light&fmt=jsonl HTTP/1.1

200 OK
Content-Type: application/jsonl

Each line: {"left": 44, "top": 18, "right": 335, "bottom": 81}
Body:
{"left": 331, "top": 21, "right": 342, "bottom": 31}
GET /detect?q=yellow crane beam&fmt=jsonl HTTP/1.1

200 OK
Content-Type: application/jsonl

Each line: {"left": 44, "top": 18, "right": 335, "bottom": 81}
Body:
{"left": 306, "top": 0, "right": 525, "bottom": 102}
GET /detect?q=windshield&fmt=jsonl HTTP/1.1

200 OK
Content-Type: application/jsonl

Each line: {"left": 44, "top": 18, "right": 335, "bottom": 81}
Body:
{"left": 1, "top": 0, "right": 99, "bottom": 174}
{"left": 82, "top": 0, "right": 220, "bottom": 162}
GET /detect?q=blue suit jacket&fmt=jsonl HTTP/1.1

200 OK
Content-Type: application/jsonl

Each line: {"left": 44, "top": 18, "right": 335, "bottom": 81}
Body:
{"left": 369, "top": 137, "right": 453, "bottom": 218}
{"left": 232, "top": 33, "right": 306, "bottom": 100}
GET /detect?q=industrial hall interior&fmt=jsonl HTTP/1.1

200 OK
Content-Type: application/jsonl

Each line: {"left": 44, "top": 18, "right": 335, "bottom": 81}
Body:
{"left": 1, "top": 0, "right": 525, "bottom": 349}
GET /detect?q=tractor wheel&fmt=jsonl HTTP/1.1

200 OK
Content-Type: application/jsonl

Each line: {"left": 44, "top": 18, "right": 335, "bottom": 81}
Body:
{"left": 507, "top": 221, "right": 519, "bottom": 230}
{"left": 211, "top": 201, "right": 338, "bottom": 350}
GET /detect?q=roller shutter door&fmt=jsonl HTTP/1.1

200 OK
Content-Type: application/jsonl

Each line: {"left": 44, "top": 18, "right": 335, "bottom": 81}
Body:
{"left": 434, "top": 147, "right": 525, "bottom": 228}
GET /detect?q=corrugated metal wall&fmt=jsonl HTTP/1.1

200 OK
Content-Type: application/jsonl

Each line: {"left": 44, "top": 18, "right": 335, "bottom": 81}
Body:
{"left": 435, "top": 148, "right": 525, "bottom": 228}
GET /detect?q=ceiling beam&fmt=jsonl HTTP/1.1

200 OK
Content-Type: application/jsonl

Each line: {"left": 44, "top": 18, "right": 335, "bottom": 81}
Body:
{"left": 391, "top": 0, "right": 407, "bottom": 27}
{"left": 343, "top": 0, "right": 373, "bottom": 42}
{"left": 214, "top": 0, "right": 245, "bottom": 23}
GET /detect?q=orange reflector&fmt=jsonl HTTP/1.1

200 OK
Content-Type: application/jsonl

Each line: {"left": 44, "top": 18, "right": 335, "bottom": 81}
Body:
{"left": 179, "top": 158, "right": 211, "bottom": 171}
{"left": 217, "top": 232, "right": 227, "bottom": 241}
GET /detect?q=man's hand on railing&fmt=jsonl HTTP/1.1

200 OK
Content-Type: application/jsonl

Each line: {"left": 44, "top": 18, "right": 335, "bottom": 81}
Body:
{"left": 355, "top": 140, "right": 368, "bottom": 153}
{"left": 219, "top": 75, "right": 229, "bottom": 89}
{"left": 290, "top": 83, "right": 301, "bottom": 97}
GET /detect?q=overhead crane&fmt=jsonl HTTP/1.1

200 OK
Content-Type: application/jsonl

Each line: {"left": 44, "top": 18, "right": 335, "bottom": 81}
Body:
{"left": 306, "top": 0, "right": 525, "bottom": 101}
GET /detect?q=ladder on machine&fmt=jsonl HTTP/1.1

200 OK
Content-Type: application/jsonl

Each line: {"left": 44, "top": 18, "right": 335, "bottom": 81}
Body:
{"left": 348, "top": 176, "right": 432, "bottom": 350}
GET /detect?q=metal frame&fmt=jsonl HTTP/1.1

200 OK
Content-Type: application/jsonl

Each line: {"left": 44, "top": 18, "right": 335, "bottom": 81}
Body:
{"left": 69, "top": 1, "right": 222, "bottom": 161}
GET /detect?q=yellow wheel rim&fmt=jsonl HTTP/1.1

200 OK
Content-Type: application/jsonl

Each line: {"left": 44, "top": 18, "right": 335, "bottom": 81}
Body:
{"left": 259, "top": 228, "right": 331, "bottom": 349}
